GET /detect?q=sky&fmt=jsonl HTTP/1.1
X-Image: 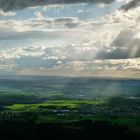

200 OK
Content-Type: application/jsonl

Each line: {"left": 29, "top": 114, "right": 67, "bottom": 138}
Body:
{"left": 0, "top": 0, "right": 140, "bottom": 78}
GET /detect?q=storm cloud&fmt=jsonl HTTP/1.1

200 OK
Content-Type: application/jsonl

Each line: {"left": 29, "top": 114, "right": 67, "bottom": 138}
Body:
{"left": 121, "top": 0, "right": 140, "bottom": 11}
{"left": 0, "top": 0, "right": 115, "bottom": 11}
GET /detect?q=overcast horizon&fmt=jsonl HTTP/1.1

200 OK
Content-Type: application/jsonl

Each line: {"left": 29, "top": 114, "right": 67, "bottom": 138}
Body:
{"left": 0, "top": 0, "right": 140, "bottom": 78}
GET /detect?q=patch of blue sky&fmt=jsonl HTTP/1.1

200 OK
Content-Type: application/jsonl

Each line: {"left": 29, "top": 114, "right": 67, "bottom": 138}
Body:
{"left": 87, "top": 0, "right": 125, "bottom": 20}
{"left": 0, "top": 37, "right": 76, "bottom": 50}
{"left": 0, "top": 8, "right": 35, "bottom": 21}
{"left": 38, "top": 1, "right": 125, "bottom": 21}
{"left": 0, "top": 40, "right": 31, "bottom": 50}
{"left": 0, "top": 1, "right": 125, "bottom": 21}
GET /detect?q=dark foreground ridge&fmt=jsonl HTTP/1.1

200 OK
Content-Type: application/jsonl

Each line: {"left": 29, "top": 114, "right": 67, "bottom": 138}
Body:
{"left": 0, "top": 120, "right": 140, "bottom": 140}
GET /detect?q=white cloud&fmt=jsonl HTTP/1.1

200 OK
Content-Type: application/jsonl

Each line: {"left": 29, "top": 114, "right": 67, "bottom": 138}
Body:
{"left": 0, "top": 10, "right": 16, "bottom": 16}
{"left": 34, "top": 11, "right": 45, "bottom": 20}
{"left": 0, "top": 44, "right": 139, "bottom": 74}
{"left": 0, "top": 0, "right": 140, "bottom": 76}
{"left": 0, "top": 16, "right": 99, "bottom": 41}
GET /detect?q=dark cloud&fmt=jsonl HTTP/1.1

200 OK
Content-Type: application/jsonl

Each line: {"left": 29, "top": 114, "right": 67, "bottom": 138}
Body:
{"left": 95, "top": 29, "right": 140, "bottom": 60}
{"left": 110, "top": 29, "right": 140, "bottom": 59}
{"left": 0, "top": 0, "right": 115, "bottom": 11}
{"left": 96, "top": 47, "right": 140, "bottom": 59}
{"left": 121, "top": 0, "right": 140, "bottom": 11}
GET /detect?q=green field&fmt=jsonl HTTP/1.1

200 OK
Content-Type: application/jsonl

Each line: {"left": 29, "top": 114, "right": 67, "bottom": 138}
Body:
{"left": 5, "top": 100, "right": 105, "bottom": 111}
{"left": 0, "top": 98, "right": 139, "bottom": 133}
